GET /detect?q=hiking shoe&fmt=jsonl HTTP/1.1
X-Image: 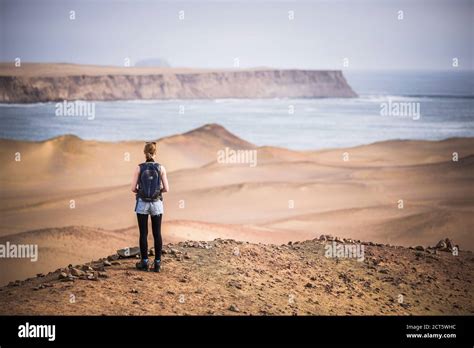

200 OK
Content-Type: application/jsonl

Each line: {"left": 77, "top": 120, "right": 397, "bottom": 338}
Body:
{"left": 135, "top": 259, "right": 149, "bottom": 271}
{"left": 153, "top": 260, "right": 161, "bottom": 273}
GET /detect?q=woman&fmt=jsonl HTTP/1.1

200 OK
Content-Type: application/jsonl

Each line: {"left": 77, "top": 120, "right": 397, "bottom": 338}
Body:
{"left": 131, "top": 142, "right": 169, "bottom": 272}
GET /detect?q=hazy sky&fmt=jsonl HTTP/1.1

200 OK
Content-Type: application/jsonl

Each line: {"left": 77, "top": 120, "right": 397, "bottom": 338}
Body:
{"left": 1, "top": 0, "right": 472, "bottom": 70}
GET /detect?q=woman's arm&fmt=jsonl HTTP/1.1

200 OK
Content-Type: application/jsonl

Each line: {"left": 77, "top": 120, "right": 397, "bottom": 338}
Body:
{"left": 131, "top": 166, "right": 140, "bottom": 193}
{"left": 160, "top": 165, "right": 169, "bottom": 193}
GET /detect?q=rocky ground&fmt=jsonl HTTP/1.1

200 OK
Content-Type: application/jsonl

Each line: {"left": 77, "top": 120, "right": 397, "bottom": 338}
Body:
{"left": 0, "top": 236, "right": 472, "bottom": 315}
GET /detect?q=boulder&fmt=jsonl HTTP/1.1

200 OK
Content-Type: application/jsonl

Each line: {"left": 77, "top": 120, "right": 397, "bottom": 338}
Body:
{"left": 434, "top": 238, "right": 458, "bottom": 252}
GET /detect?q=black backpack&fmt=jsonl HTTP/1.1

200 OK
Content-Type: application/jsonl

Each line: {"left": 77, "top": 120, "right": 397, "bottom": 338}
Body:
{"left": 137, "top": 162, "right": 161, "bottom": 202}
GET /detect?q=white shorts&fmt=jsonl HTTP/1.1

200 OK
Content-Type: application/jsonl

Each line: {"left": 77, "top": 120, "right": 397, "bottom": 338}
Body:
{"left": 134, "top": 198, "right": 164, "bottom": 216}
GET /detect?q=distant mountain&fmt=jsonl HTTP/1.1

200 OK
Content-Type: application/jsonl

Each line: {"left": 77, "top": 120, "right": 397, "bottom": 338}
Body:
{"left": 134, "top": 58, "right": 171, "bottom": 67}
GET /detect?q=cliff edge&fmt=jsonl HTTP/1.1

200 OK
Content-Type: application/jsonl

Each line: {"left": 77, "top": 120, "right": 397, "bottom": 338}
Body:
{"left": 0, "top": 63, "right": 357, "bottom": 103}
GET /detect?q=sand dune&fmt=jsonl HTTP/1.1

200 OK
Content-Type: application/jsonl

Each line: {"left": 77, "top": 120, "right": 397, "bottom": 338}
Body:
{"left": 0, "top": 124, "right": 473, "bottom": 286}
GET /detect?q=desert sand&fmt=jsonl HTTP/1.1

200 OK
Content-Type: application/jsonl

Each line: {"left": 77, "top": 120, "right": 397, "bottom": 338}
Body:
{"left": 0, "top": 124, "right": 473, "bottom": 292}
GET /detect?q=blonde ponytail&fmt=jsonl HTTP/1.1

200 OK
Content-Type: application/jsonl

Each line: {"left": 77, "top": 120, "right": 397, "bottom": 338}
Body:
{"left": 144, "top": 142, "right": 156, "bottom": 161}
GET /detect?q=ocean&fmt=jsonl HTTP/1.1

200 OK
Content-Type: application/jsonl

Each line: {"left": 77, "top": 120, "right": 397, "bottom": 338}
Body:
{"left": 1, "top": 70, "right": 473, "bottom": 150}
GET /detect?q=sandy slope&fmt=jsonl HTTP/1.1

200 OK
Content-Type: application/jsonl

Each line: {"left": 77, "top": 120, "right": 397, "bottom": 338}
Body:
{"left": 0, "top": 124, "right": 473, "bottom": 286}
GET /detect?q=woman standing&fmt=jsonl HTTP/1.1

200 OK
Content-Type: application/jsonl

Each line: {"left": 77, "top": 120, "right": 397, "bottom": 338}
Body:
{"left": 131, "top": 142, "right": 169, "bottom": 272}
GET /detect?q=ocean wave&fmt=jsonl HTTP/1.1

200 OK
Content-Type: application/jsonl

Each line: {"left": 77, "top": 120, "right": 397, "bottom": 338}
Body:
{"left": 0, "top": 102, "right": 54, "bottom": 108}
{"left": 359, "top": 94, "right": 474, "bottom": 101}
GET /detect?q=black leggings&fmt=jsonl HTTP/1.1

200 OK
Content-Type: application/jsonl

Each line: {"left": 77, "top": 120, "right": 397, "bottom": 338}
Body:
{"left": 136, "top": 213, "right": 162, "bottom": 261}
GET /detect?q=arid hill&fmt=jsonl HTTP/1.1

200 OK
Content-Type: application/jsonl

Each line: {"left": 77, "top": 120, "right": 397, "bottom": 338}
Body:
{"left": 0, "top": 236, "right": 472, "bottom": 315}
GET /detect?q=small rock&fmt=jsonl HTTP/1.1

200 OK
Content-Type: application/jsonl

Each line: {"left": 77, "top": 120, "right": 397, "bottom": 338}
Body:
{"left": 130, "top": 288, "right": 139, "bottom": 294}
{"left": 58, "top": 272, "right": 68, "bottom": 280}
{"left": 61, "top": 275, "right": 75, "bottom": 282}
{"left": 87, "top": 272, "right": 99, "bottom": 281}
{"left": 103, "top": 260, "right": 112, "bottom": 267}
{"left": 93, "top": 264, "right": 106, "bottom": 272}
{"left": 229, "top": 304, "right": 240, "bottom": 312}
{"left": 107, "top": 254, "right": 120, "bottom": 261}
{"left": 445, "top": 238, "right": 454, "bottom": 250}
{"left": 70, "top": 268, "right": 85, "bottom": 277}
{"left": 170, "top": 248, "right": 181, "bottom": 255}
{"left": 414, "top": 245, "right": 425, "bottom": 251}
{"left": 426, "top": 248, "right": 438, "bottom": 255}
{"left": 117, "top": 247, "right": 141, "bottom": 258}
{"left": 111, "top": 261, "right": 121, "bottom": 266}
{"left": 228, "top": 280, "right": 242, "bottom": 289}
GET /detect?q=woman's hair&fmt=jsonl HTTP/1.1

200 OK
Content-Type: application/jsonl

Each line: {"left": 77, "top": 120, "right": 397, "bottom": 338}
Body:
{"left": 144, "top": 142, "right": 156, "bottom": 161}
